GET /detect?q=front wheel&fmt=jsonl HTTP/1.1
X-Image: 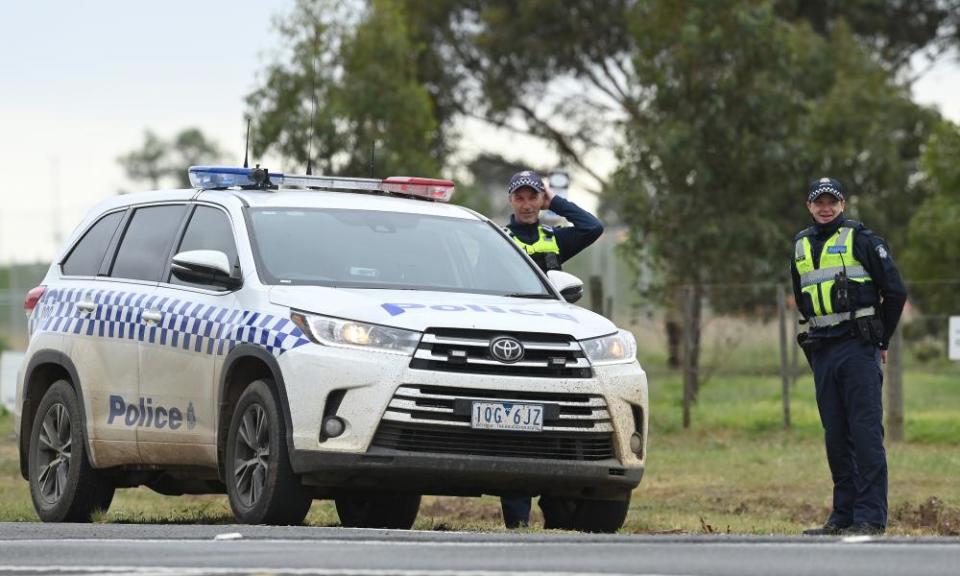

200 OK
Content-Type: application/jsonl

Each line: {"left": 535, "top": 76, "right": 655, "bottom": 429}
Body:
{"left": 540, "top": 494, "right": 630, "bottom": 533}
{"left": 225, "top": 379, "right": 311, "bottom": 525}
{"left": 335, "top": 492, "right": 421, "bottom": 529}
{"left": 28, "top": 380, "right": 114, "bottom": 522}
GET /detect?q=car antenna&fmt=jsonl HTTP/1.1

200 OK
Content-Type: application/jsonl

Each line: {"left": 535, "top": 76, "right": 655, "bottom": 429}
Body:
{"left": 306, "top": 31, "right": 320, "bottom": 176}
{"left": 242, "top": 116, "right": 252, "bottom": 169}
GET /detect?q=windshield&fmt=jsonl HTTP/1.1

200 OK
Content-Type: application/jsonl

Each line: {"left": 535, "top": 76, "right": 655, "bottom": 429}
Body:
{"left": 248, "top": 208, "right": 552, "bottom": 296}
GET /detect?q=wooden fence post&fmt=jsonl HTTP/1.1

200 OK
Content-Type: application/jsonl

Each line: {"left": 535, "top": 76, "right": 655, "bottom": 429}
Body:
{"left": 887, "top": 327, "right": 905, "bottom": 442}
{"left": 777, "top": 283, "right": 791, "bottom": 429}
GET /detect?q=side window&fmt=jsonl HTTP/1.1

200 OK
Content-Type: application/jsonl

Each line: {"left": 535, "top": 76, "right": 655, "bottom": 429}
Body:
{"left": 170, "top": 206, "right": 239, "bottom": 289}
{"left": 61, "top": 211, "right": 124, "bottom": 277}
{"left": 110, "top": 205, "right": 188, "bottom": 282}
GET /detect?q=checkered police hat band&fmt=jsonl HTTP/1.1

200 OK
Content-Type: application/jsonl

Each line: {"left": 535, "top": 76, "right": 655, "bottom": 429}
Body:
{"left": 510, "top": 177, "right": 543, "bottom": 193}
{"left": 809, "top": 186, "right": 843, "bottom": 202}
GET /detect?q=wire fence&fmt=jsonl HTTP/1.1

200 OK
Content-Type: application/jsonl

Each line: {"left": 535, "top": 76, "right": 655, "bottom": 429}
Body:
{"left": 2, "top": 264, "right": 959, "bottom": 378}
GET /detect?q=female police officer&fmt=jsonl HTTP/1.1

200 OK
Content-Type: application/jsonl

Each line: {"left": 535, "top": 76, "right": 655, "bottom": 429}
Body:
{"left": 793, "top": 178, "right": 907, "bottom": 536}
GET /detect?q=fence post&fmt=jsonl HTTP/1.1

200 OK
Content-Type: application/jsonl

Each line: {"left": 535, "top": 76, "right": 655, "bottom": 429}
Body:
{"left": 886, "top": 327, "right": 904, "bottom": 442}
{"left": 790, "top": 308, "right": 799, "bottom": 387}
{"left": 777, "top": 283, "right": 791, "bottom": 429}
{"left": 681, "top": 285, "right": 697, "bottom": 429}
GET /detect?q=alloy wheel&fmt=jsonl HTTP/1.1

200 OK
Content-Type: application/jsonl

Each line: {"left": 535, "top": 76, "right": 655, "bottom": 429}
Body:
{"left": 233, "top": 404, "right": 270, "bottom": 508}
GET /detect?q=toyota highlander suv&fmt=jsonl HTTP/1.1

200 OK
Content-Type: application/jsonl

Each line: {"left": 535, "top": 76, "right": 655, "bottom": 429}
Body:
{"left": 15, "top": 166, "right": 648, "bottom": 532}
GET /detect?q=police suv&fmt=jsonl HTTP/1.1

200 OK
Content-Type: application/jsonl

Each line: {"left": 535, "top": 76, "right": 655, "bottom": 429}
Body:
{"left": 15, "top": 166, "right": 648, "bottom": 532}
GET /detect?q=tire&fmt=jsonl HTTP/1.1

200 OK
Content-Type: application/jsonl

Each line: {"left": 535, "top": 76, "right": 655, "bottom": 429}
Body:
{"left": 28, "top": 380, "right": 114, "bottom": 522}
{"left": 225, "top": 379, "right": 311, "bottom": 525}
{"left": 540, "top": 494, "right": 630, "bottom": 533}
{"left": 335, "top": 492, "right": 421, "bottom": 529}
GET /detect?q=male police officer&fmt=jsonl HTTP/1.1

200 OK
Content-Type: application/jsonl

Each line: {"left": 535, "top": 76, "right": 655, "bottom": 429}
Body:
{"left": 793, "top": 178, "right": 907, "bottom": 536}
{"left": 499, "top": 170, "right": 604, "bottom": 528}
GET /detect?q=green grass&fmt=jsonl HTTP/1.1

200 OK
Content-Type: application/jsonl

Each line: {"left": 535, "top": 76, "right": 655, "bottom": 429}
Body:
{"left": 2, "top": 361, "right": 959, "bottom": 534}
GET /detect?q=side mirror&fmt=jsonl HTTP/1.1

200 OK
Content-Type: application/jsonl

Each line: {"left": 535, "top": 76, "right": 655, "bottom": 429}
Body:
{"left": 171, "top": 250, "right": 241, "bottom": 289}
{"left": 546, "top": 270, "right": 584, "bottom": 304}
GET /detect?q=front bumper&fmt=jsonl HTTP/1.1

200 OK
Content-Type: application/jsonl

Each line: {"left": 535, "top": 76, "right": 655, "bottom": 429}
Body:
{"left": 278, "top": 345, "right": 648, "bottom": 497}
{"left": 292, "top": 448, "right": 643, "bottom": 499}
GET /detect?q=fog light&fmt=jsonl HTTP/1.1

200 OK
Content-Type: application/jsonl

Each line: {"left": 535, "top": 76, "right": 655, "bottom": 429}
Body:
{"left": 322, "top": 416, "right": 346, "bottom": 438}
{"left": 630, "top": 432, "right": 643, "bottom": 455}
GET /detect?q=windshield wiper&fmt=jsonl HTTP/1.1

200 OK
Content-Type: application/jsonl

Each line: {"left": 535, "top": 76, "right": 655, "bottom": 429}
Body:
{"left": 505, "top": 292, "right": 554, "bottom": 299}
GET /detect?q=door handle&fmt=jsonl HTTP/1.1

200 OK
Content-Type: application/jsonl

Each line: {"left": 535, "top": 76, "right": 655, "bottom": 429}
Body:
{"left": 77, "top": 301, "right": 96, "bottom": 313}
{"left": 142, "top": 310, "right": 163, "bottom": 323}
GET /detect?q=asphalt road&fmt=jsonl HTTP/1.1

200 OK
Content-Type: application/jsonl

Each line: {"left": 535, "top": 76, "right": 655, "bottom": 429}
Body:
{"left": 0, "top": 523, "right": 958, "bottom": 576}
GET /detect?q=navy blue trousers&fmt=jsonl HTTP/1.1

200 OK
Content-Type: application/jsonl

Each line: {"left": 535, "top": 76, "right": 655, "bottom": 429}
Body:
{"left": 810, "top": 336, "right": 887, "bottom": 528}
{"left": 500, "top": 495, "right": 532, "bottom": 528}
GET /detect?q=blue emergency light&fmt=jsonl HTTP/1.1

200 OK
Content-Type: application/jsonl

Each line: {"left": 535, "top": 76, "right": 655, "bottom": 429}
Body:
{"left": 188, "top": 166, "right": 281, "bottom": 190}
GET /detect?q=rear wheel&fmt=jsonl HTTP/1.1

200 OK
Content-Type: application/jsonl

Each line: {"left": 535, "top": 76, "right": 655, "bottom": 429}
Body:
{"left": 540, "top": 494, "right": 630, "bottom": 533}
{"left": 335, "top": 492, "right": 421, "bottom": 529}
{"left": 28, "top": 380, "right": 115, "bottom": 522}
{"left": 225, "top": 379, "right": 311, "bottom": 525}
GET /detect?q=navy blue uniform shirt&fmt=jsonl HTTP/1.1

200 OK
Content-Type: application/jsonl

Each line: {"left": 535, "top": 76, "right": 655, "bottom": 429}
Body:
{"left": 506, "top": 196, "right": 604, "bottom": 264}
{"left": 790, "top": 213, "right": 907, "bottom": 349}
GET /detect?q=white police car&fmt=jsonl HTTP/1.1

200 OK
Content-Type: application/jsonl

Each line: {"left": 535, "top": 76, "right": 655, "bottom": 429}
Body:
{"left": 15, "top": 166, "right": 648, "bottom": 532}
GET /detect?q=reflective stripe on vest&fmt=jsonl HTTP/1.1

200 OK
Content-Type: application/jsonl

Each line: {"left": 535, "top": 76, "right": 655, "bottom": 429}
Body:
{"left": 794, "top": 224, "right": 873, "bottom": 325}
{"left": 807, "top": 306, "right": 876, "bottom": 328}
{"left": 509, "top": 225, "right": 560, "bottom": 256}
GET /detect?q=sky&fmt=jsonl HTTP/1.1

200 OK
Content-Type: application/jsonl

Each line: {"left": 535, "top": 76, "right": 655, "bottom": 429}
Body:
{"left": 1, "top": 0, "right": 958, "bottom": 264}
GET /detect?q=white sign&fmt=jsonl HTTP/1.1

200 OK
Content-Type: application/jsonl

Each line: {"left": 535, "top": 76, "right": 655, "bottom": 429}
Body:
{"left": 1, "top": 351, "right": 25, "bottom": 411}
{"left": 950, "top": 317, "right": 960, "bottom": 361}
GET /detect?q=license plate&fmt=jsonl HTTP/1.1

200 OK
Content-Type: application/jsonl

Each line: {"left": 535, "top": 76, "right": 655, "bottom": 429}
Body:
{"left": 471, "top": 402, "right": 543, "bottom": 432}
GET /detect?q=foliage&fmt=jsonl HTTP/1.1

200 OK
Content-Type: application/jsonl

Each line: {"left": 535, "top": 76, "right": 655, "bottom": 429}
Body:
{"left": 903, "top": 120, "right": 960, "bottom": 314}
{"left": 774, "top": 0, "right": 960, "bottom": 70}
{"left": 246, "top": 0, "right": 441, "bottom": 177}
{"left": 117, "top": 128, "right": 222, "bottom": 190}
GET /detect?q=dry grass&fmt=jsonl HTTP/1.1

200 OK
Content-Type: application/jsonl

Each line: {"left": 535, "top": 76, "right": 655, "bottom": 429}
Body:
{"left": 2, "top": 346, "right": 959, "bottom": 535}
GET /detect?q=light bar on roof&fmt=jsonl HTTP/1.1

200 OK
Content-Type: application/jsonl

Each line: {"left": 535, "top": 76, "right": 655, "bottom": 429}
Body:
{"left": 188, "top": 166, "right": 455, "bottom": 202}
{"left": 380, "top": 177, "right": 456, "bottom": 202}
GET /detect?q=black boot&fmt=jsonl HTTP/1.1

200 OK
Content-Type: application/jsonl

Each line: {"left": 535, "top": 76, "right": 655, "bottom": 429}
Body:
{"left": 841, "top": 523, "right": 885, "bottom": 536}
{"left": 802, "top": 522, "right": 846, "bottom": 536}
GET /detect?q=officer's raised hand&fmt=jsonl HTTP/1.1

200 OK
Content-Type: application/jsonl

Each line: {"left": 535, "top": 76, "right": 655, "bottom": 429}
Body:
{"left": 540, "top": 180, "right": 556, "bottom": 210}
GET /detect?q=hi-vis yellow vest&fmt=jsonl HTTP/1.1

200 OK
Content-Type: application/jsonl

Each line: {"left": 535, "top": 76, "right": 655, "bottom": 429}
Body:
{"left": 509, "top": 225, "right": 559, "bottom": 255}
{"left": 794, "top": 222, "right": 874, "bottom": 326}
{"left": 508, "top": 225, "right": 561, "bottom": 272}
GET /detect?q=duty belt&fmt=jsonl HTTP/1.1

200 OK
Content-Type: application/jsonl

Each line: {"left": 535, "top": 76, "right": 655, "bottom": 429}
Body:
{"left": 807, "top": 306, "right": 876, "bottom": 328}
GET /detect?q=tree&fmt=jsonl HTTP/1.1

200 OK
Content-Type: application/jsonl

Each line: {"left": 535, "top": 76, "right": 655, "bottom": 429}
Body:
{"left": 117, "top": 128, "right": 221, "bottom": 190}
{"left": 775, "top": 0, "right": 960, "bottom": 71}
{"left": 246, "top": 0, "right": 442, "bottom": 177}
{"left": 117, "top": 130, "right": 167, "bottom": 189}
{"left": 903, "top": 120, "right": 960, "bottom": 314}
{"left": 605, "top": 2, "right": 938, "bottom": 422}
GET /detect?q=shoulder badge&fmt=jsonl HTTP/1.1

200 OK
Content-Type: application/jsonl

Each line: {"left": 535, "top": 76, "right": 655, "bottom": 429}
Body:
{"left": 876, "top": 245, "right": 888, "bottom": 259}
{"left": 794, "top": 226, "right": 815, "bottom": 241}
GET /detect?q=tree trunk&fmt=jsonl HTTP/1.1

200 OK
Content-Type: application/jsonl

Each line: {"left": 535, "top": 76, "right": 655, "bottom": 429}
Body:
{"left": 589, "top": 275, "right": 604, "bottom": 315}
{"left": 665, "top": 318, "right": 682, "bottom": 369}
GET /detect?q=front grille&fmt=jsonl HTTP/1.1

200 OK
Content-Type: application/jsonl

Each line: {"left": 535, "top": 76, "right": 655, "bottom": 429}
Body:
{"left": 381, "top": 384, "right": 613, "bottom": 432}
{"left": 372, "top": 422, "right": 615, "bottom": 461}
{"left": 409, "top": 328, "right": 592, "bottom": 378}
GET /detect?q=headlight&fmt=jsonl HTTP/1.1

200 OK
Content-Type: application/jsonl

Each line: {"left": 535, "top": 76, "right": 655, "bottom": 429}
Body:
{"left": 291, "top": 312, "right": 421, "bottom": 356}
{"left": 581, "top": 330, "right": 637, "bottom": 365}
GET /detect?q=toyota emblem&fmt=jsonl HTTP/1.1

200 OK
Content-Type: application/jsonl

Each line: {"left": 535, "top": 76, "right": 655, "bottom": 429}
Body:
{"left": 490, "top": 336, "right": 524, "bottom": 363}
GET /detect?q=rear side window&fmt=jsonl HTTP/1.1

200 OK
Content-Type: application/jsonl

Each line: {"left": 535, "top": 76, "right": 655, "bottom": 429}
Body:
{"left": 170, "top": 206, "right": 239, "bottom": 288}
{"left": 110, "top": 205, "right": 188, "bottom": 282}
{"left": 61, "top": 211, "right": 124, "bottom": 276}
